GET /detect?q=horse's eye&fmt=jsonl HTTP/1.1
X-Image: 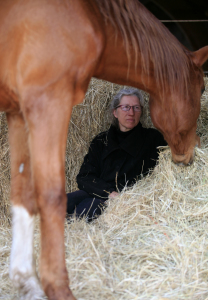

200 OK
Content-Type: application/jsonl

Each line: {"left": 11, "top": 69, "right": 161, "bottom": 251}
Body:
{"left": 201, "top": 88, "right": 205, "bottom": 95}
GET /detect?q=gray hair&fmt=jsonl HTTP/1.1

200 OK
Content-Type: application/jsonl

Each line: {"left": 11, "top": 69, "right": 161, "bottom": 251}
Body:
{"left": 109, "top": 87, "right": 144, "bottom": 128}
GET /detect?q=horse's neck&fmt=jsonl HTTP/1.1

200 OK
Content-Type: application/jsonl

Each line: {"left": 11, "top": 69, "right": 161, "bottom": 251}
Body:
{"left": 93, "top": 7, "right": 190, "bottom": 99}
{"left": 94, "top": 24, "right": 158, "bottom": 96}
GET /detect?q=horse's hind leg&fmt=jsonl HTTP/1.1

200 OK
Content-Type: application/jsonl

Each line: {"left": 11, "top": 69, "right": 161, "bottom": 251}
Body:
{"left": 7, "top": 112, "right": 44, "bottom": 299}
{"left": 22, "top": 81, "right": 77, "bottom": 300}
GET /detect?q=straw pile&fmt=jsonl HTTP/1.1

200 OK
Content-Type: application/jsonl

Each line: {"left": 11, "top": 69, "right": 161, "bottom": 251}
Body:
{"left": 0, "top": 78, "right": 208, "bottom": 299}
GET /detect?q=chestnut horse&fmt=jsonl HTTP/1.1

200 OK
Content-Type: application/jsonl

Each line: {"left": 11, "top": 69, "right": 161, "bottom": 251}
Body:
{"left": 1, "top": 0, "right": 208, "bottom": 299}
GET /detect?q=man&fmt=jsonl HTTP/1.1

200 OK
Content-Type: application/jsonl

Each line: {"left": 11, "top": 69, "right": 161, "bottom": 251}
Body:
{"left": 66, "top": 88, "right": 167, "bottom": 221}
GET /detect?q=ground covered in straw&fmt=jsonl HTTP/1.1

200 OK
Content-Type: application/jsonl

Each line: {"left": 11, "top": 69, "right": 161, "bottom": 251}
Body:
{"left": 1, "top": 78, "right": 208, "bottom": 299}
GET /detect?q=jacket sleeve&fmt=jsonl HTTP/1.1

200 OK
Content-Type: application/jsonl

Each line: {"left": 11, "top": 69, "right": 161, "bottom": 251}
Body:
{"left": 76, "top": 135, "right": 115, "bottom": 199}
{"left": 149, "top": 130, "right": 168, "bottom": 162}
{"left": 140, "top": 129, "right": 168, "bottom": 177}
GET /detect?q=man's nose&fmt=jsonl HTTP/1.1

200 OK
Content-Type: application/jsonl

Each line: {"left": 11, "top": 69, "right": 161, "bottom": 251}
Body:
{"left": 128, "top": 107, "right": 135, "bottom": 114}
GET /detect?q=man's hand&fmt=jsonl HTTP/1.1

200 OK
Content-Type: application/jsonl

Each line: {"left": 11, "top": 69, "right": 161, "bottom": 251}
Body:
{"left": 109, "top": 191, "right": 119, "bottom": 198}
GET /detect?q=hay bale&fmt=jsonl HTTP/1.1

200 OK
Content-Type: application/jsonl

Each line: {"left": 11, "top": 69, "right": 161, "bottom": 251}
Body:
{"left": 65, "top": 79, "right": 122, "bottom": 193}
{"left": 1, "top": 77, "right": 208, "bottom": 299}
{"left": 0, "top": 113, "right": 10, "bottom": 225}
{"left": 65, "top": 79, "right": 153, "bottom": 194}
{"left": 197, "top": 77, "right": 208, "bottom": 144}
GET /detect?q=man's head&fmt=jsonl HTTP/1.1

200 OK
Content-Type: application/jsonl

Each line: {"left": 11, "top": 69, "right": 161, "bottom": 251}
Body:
{"left": 110, "top": 88, "right": 144, "bottom": 131}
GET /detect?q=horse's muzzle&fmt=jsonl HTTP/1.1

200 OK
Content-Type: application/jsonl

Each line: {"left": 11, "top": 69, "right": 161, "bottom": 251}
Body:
{"left": 172, "top": 149, "right": 195, "bottom": 166}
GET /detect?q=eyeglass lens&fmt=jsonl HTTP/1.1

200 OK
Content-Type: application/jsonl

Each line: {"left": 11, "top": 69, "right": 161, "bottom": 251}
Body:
{"left": 119, "top": 105, "right": 141, "bottom": 112}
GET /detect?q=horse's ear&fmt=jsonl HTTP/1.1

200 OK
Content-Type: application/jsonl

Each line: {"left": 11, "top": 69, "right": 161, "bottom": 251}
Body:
{"left": 192, "top": 46, "right": 208, "bottom": 67}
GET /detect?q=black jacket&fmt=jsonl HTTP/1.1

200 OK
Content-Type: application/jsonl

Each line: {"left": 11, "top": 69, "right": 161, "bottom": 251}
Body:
{"left": 77, "top": 123, "right": 167, "bottom": 199}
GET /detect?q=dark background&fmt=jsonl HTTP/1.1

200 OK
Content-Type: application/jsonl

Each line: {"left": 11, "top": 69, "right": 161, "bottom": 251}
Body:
{"left": 140, "top": 0, "right": 208, "bottom": 71}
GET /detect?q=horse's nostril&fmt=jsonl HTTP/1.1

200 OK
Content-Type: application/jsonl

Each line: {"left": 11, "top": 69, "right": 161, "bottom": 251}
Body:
{"left": 175, "top": 159, "right": 193, "bottom": 167}
{"left": 176, "top": 162, "right": 185, "bottom": 167}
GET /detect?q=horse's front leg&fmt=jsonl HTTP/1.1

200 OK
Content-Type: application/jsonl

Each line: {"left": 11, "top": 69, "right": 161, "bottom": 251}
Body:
{"left": 22, "top": 84, "right": 77, "bottom": 300}
{"left": 7, "top": 112, "right": 44, "bottom": 299}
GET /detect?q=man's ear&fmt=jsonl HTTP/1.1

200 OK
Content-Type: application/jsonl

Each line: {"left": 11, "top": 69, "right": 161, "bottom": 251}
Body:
{"left": 113, "top": 109, "right": 118, "bottom": 118}
{"left": 191, "top": 46, "right": 208, "bottom": 67}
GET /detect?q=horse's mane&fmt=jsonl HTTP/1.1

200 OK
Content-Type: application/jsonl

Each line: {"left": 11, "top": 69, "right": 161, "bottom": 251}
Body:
{"left": 95, "top": 0, "right": 195, "bottom": 96}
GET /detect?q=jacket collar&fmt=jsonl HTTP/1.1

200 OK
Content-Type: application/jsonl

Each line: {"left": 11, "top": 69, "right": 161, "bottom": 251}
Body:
{"left": 102, "top": 123, "right": 146, "bottom": 159}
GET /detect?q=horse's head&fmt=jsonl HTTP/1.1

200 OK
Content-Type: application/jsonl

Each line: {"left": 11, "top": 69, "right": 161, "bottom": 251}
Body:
{"left": 149, "top": 46, "right": 208, "bottom": 166}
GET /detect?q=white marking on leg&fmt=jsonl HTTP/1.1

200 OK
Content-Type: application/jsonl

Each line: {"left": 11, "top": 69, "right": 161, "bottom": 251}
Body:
{"left": 10, "top": 205, "right": 44, "bottom": 299}
{"left": 19, "top": 163, "right": 24, "bottom": 173}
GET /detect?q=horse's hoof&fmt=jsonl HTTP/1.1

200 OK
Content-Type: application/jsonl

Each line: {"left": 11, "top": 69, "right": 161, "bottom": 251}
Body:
{"left": 45, "top": 285, "right": 76, "bottom": 300}
{"left": 12, "top": 274, "right": 45, "bottom": 300}
{"left": 19, "top": 288, "right": 45, "bottom": 300}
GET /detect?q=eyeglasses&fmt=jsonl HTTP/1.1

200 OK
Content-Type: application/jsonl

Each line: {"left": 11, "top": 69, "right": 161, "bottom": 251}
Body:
{"left": 116, "top": 105, "right": 142, "bottom": 112}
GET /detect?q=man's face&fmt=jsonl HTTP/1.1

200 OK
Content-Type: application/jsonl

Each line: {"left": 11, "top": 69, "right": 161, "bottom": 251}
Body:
{"left": 113, "top": 95, "right": 142, "bottom": 132}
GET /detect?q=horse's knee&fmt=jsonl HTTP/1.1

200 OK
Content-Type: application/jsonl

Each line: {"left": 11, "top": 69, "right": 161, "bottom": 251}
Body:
{"left": 37, "top": 187, "right": 67, "bottom": 216}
